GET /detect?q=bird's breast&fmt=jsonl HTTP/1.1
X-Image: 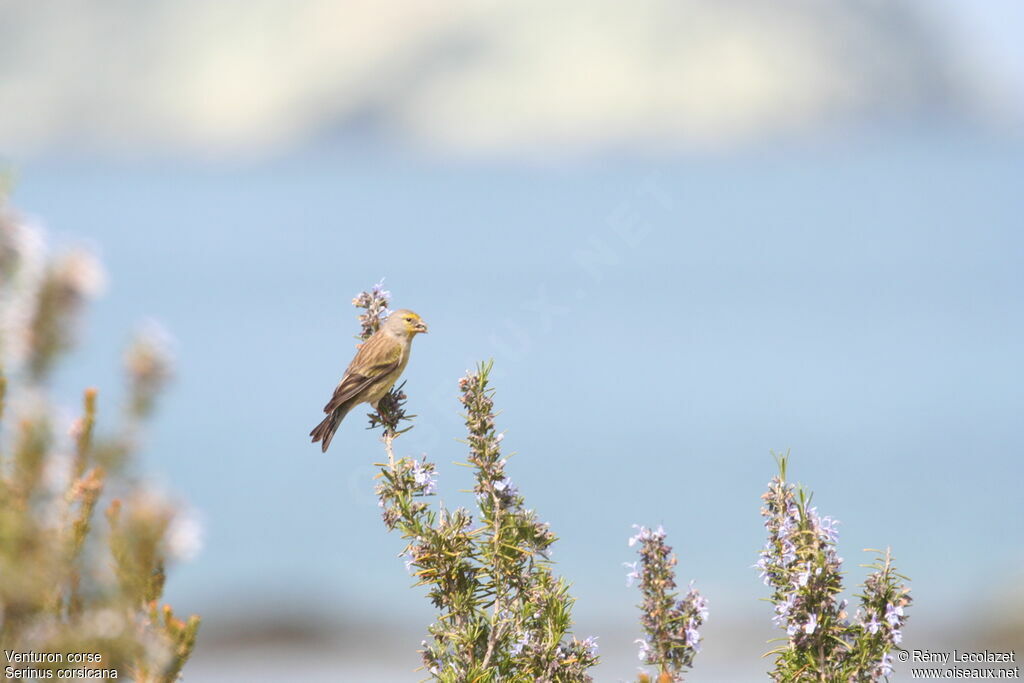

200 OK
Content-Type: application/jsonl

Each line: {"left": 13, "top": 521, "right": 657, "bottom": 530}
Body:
{"left": 364, "top": 346, "right": 411, "bottom": 404}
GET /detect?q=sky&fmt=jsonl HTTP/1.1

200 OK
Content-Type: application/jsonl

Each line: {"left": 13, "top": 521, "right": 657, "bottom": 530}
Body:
{"left": 3, "top": 2, "right": 1023, "bottom": 680}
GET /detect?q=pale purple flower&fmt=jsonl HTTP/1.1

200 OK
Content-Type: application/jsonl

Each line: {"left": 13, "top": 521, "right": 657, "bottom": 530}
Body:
{"left": 628, "top": 524, "right": 665, "bottom": 547}
{"left": 624, "top": 561, "right": 640, "bottom": 587}
{"left": 774, "top": 592, "right": 796, "bottom": 628}
{"left": 884, "top": 603, "right": 904, "bottom": 628}
{"left": 371, "top": 280, "right": 391, "bottom": 301}
{"left": 690, "top": 589, "right": 709, "bottom": 622}
{"left": 781, "top": 538, "right": 797, "bottom": 565}
{"left": 510, "top": 632, "right": 530, "bottom": 657}
{"left": 878, "top": 653, "right": 895, "bottom": 677}
{"left": 685, "top": 626, "right": 701, "bottom": 652}
{"left": 796, "top": 564, "right": 811, "bottom": 587}
{"left": 493, "top": 477, "right": 519, "bottom": 500}
{"left": 755, "top": 551, "right": 772, "bottom": 585}
{"left": 818, "top": 515, "right": 840, "bottom": 542}
{"left": 411, "top": 460, "right": 437, "bottom": 495}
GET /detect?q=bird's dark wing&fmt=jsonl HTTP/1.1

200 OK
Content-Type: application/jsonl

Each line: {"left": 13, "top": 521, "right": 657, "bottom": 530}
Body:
{"left": 322, "top": 334, "right": 402, "bottom": 413}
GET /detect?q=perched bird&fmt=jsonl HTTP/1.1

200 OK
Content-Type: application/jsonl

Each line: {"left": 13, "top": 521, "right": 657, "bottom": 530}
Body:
{"left": 310, "top": 309, "right": 428, "bottom": 452}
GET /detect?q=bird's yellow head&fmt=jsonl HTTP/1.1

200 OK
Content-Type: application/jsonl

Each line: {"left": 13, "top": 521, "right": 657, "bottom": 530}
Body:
{"left": 384, "top": 309, "right": 428, "bottom": 337}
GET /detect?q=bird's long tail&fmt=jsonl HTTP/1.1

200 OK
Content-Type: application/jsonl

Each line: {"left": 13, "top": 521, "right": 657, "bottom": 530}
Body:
{"left": 310, "top": 405, "right": 351, "bottom": 453}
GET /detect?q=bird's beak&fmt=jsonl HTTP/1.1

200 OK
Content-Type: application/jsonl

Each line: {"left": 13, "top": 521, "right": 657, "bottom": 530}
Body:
{"left": 415, "top": 321, "right": 429, "bottom": 334}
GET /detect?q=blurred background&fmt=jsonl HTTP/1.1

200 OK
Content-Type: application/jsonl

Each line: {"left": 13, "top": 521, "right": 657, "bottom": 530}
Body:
{"left": 3, "top": 1, "right": 1022, "bottom": 679}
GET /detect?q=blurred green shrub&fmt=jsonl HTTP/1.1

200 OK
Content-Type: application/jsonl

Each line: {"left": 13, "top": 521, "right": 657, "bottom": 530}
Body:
{"left": 0, "top": 193, "right": 199, "bottom": 682}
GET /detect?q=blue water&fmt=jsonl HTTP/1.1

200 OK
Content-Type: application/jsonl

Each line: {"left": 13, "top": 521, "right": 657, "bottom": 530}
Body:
{"left": 14, "top": 129, "right": 1023, "bottom": 632}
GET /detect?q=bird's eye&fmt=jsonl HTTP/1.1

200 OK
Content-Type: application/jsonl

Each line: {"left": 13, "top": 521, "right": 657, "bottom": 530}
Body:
{"left": 405, "top": 317, "right": 413, "bottom": 322}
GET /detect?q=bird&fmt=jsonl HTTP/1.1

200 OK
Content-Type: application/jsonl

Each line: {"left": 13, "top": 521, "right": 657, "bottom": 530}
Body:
{"left": 310, "top": 309, "right": 428, "bottom": 452}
